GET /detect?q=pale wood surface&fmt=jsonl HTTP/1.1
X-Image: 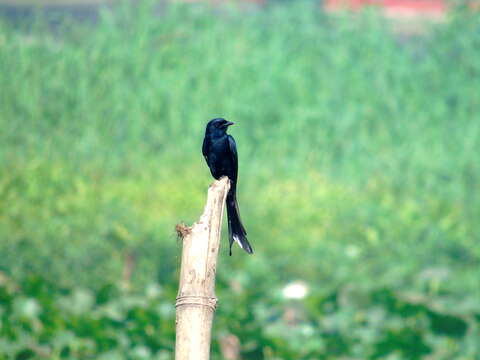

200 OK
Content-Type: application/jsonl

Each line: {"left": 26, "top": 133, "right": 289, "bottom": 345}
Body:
{"left": 175, "top": 177, "right": 230, "bottom": 360}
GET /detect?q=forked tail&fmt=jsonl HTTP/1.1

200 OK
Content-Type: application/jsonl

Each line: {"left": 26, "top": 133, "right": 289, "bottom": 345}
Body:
{"left": 226, "top": 193, "right": 253, "bottom": 255}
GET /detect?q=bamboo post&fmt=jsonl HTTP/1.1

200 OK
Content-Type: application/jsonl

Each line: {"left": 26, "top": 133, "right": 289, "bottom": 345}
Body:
{"left": 175, "top": 177, "right": 231, "bottom": 360}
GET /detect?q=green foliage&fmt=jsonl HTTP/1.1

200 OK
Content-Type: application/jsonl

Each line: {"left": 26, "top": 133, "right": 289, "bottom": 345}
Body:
{"left": 0, "top": 1, "right": 479, "bottom": 358}
{"left": 1, "top": 273, "right": 479, "bottom": 359}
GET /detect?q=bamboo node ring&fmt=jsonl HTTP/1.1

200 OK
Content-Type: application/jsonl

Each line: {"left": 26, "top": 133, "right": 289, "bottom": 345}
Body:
{"left": 176, "top": 295, "right": 218, "bottom": 311}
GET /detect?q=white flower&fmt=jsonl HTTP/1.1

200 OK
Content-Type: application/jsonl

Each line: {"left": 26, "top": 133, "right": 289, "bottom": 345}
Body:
{"left": 282, "top": 281, "right": 309, "bottom": 300}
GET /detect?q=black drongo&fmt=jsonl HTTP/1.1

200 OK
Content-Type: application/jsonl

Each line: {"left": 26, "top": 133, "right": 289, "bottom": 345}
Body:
{"left": 202, "top": 118, "right": 253, "bottom": 255}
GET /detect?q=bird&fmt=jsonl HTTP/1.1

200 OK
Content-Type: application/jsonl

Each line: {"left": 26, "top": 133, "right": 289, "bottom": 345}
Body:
{"left": 202, "top": 118, "right": 253, "bottom": 255}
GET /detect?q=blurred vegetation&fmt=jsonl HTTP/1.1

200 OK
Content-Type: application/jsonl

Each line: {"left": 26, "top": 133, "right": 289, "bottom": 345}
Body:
{"left": 1, "top": 1, "right": 479, "bottom": 358}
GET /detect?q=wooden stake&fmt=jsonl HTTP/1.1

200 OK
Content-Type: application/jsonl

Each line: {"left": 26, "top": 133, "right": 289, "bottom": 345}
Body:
{"left": 175, "top": 177, "right": 230, "bottom": 360}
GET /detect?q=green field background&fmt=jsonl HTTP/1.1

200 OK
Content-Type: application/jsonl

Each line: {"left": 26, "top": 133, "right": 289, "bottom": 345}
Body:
{"left": 1, "top": 1, "right": 479, "bottom": 359}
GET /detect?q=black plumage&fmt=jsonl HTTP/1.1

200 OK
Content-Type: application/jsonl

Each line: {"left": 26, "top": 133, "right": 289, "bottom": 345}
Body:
{"left": 202, "top": 118, "right": 253, "bottom": 255}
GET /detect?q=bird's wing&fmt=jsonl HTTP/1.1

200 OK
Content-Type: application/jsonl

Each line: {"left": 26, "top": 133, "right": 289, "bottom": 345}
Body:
{"left": 202, "top": 136, "right": 208, "bottom": 163}
{"left": 227, "top": 135, "right": 238, "bottom": 182}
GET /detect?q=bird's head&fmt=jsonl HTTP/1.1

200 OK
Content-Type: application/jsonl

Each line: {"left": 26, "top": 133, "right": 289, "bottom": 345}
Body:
{"left": 206, "top": 118, "right": 235, "bottom": 133}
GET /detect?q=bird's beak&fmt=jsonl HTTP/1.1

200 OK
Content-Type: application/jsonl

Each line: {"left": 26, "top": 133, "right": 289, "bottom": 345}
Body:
{"left": 225, "top": 121, "right": 234, "bottom": 127}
